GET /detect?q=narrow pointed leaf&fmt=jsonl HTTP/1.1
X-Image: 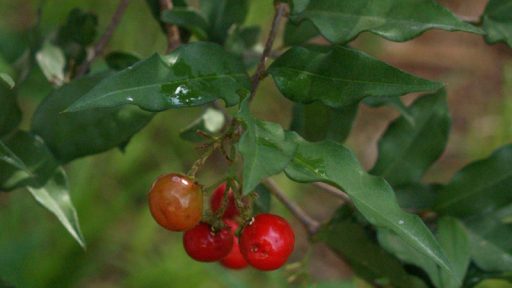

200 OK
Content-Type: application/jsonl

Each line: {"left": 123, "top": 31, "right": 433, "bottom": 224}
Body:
{"left": 0, "top": 131, "right": 58, "bottom": 191}
{"left": 371, "top": 91, "right": 451, "bottom": 186}
{"left": 67, "top": 42, "right": 250, "bottom": 112}
{"left": 32, "top": 72, "right": 153, "bottom": 163}
{"left": 435, "top": 144, "right": 512, "bottom": 218}
{"left": 318, "top": 206, "right": 415, "bottom": 287}
{"left": 284, "top": 138, "right": 451, "bottom": 272}
{"left": 290, "top": 0, "right": 483, "bottom": 43}
{"left": 268, "top": 46, "right": 443, "bottom": 109}
{"left": 28, "top": 168, "right": 86, "bottom": 248}
{"left": 237, "top": 101, "right": 297, "bottom": 194}
{"left": 482, "top": 0, "right": 512, "bottom": 48}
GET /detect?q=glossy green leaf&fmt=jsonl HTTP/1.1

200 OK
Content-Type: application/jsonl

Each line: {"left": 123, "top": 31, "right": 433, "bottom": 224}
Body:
{"left": 289, "top": 0, "right": 483, "bottom": 43}
{"left": 464, "top": 211, "right": 512, "bottom": 272}
{"left": 0, "top": 84, "right": 21, "bottom": 137}
{"left": 32, "top": 72, "right": 153, "bottom": 163}
{"left": 28, "top": 168, "right": 86, "bottom": 248}
{"left": 435, "top": 144, "right": 512, "bottom": 218}
{"left": 378, "top": 217, "right": 469, "bottom": 288}
{"left": 105, "top": 51, "right": 140, "bottom": 71}
{"left": 67, "top": 42, "right": 250, "bottom": 112}
{"left": 0, "top": 131, "right": 58, "bottom": 191}
{"left": 290, "top": 102, "right": 357, "bottom": 143}
{"left": 237, "top": 100, "right": 298, "bottom": 194}
{"left": 179, "top": 107, "right": 226, "bottom": 142}
{"left": 268, "top": 45, "right": 443, "bottom": 109}
{"left": 284, "top": 138, "right": 451, "bottom": 272}
{"left": 318, "top": 206, "right": 415, "bottom": 287}
{"left": 161, "top": 8, "right": 209, "bottom": 40}
{"left": 199, "top": 0, "right": 250, "bottom": 44}
{"left": 35, "top": 41, "right": 66, "bottom": 86}
{"left": 482, "top": 0, "right": 512, "bottom": 48}
{"left": 371, "top": 91, "right": 451, "bottom": 186}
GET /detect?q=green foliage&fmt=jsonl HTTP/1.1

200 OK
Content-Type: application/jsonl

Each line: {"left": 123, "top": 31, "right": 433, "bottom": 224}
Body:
{"left": 268, "top": 45, "right": 443, "bottom": 109}
{"left": 289, "top": 0, "right": 483, "bottom": 43}
{"left": 0, "top": 84, "right": 21, "bottom": 137}
{"left": 67, "top": 42, "right": 250, "bottom": 112}
{"left": 371, "top": 90, "right": 451, "bottom": 187}
{"left": 318, "top": 206, "right": 416, "bottom": 287}
{"left": 482, "top": 0, "right": 512, "bottom": 48}
{"left": 31, "top": 72, "right": 153, "bottom": 163}
{"left": 199, "top": 0, "right": 250, "bottom": 44}
{"left": 35, "top": 41, "right": 66, "bottom": 86}
{"left": 161, "top": 8, "right": 210, "bottom": 40}
{"left": 105, "top": 51, "right": 140, "bottom": 71}
{"left": 284, "top": 137, "right": 451, "bottom": 272}
{"left": 179, "top": 107, "right": 226, "bottom": 142}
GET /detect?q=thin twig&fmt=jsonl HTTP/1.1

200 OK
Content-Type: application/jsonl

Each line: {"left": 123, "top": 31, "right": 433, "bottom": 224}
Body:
{"left": 249, "top": 2, "right": 288, "bottom": 100}
{"left": 76, "top": 0, "right": 131, "bottom": 77}
{"left": 160, "top": 0, "right": 181, "bottom": 53}
{"left": 313, "top": 182, "right": 353, "bottom": 205}
{"left": 263, "top": 178, "right": 320, "bottom": 236}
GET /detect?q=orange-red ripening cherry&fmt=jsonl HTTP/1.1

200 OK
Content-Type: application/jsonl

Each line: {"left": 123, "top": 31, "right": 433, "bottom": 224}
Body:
{"left": 183, "top": 222, "right": 234, "bottom": 262}
{"left": 220, "top": 220, "right": 249, "bottom": 270}
{"left": 210, "top": 183, "right": 239, "bottom": 219}
{"left": 239, "top": 213, "right": 295, "bottom": 271}
{"left": 148, "top": 173, "right": 203, "bottom": 231}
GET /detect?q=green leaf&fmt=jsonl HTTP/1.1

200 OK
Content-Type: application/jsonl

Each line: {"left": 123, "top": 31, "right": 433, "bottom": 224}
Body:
{"left": 370, "top": 91, "right": 451, "bottom": 186}
{"left": 394, "top": 183, "right": 438, "bottom": 212}
{"left": 364, "top": 97, "right": 415, "bottom": 125}
{"left": 0, "top": 131, "right": 58, "bottom": 191}
{"left": 237, "top": 100, "right": 298, "bottom": 194}
{"left": 268, "top": 45, "right": 443, "bottom": 109}
{"left": 253, "top": 184, "right": 271, "bottom": 214}
{"left": 435, "top": 144, "right": 512, "bottom": 218}
{"left": 161, "top": 8, "right": 209, "bottom": 40}
{"left": 179, "top": 107, "right": 226, "bottom": 142}
{"left": 0, "top": 84, "right": 21, "bottom": 137}
{"left": 31, "top": 72, "right": 153, "bottom": 163}
{"left": 283, "top": 20, "right": 320, "bottom": 46}
{"left": 145, "top": 0, "right": 188, "bottom": 34}
{"left": 318, "top": 206, "right": 415, "bottom": 287}
{"left": 290, "top": 102, "right": 357, "bottom": 143}
{"left": 464, "top": 210, "right": 512, "bottom": 272}
{"left": 284, "top": 138, "right": 451, "bottom": 272}
{"left": 289, "top": 0, "right": 483, "bottom": 43}
{"left": 378, "top": 217, "right": 470, "bottom": 288}
{"left": 0, "top": 73, "right": 14, "bottom": 89}
{"left": 67, "top": 42, "right": 250, "bottom": 112}
{"left": 437, "top": 217, "right": 471, "bottom": 288}
{"left": 36, "top": 41, "right": 66, "bottom": 86}
{"left": 482, "top": 0, "right": 512, "bottom": 48}
{"left": 199, "top": 0, "right": 250, "bottom": 44}
{"left": 475, "top": 279, "right": 512, "bottom": 288}
{"left": 56, "top": 8, "right": 98, "bottom": 47}
{"left": 27, "top": 167, "right": 86, "bottom": 248}
{"left": 105, "top": 51, "right": 140, "bottom": 71}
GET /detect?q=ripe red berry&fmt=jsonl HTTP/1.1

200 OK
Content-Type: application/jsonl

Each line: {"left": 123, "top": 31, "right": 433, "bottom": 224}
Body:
{"left": 183, "top": 222, "right": 234, "bottom": 262}
{"left": 148, "top": 173, "right": 202, "bottom": 231}
{"left": 220, "top": 220, "right": 248, "bottom": 270}
{"left": 210, "top": 183, "right": 239, "bottom": 219}
{"left": 239, "top": 214, "right": 295, "bottom": 271}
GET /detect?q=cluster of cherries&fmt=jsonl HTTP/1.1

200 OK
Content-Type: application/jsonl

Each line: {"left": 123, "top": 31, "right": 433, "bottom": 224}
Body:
{"left": 148, "top": 173, "right": 295, "bottom": 271}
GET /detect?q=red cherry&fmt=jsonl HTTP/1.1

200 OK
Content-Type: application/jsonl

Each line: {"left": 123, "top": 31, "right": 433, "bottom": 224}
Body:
{"left": 148, "top": 173, "right": 202, "bottom": 231}
{"left": 239, "top": 214, "right": 295, "bottom": 271}
{"left": 183, "top": 222, "right": 234, "bottom": 262}
{"left": 210, "top": 183, "right": 239, "bottom": 219}
{"left": 220, "top": 220, "right": 248, "bottom": 270}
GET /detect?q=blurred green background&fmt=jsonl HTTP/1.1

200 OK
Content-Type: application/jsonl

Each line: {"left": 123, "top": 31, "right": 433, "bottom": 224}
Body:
{"left": 1, "top": 0, "right": 511, "bottom": 287}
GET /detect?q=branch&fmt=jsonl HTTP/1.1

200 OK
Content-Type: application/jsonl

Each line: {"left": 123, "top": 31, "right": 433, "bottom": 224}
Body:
{"left": 160, "top": 0, "right": 181, "bottom": 53}
{"left": 263, "top": 178, "right": 320, "bottom": 236}
{"left": 249, "top": 2, "right": 288, "bottom": 100}
{"left": 76, "top": 0, "right": 131, "bottom": 77}
{"left": 313, "top": 182, "right": 353, "bottom": 205}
